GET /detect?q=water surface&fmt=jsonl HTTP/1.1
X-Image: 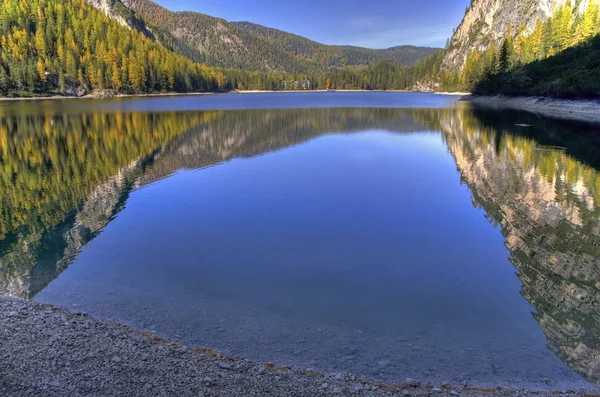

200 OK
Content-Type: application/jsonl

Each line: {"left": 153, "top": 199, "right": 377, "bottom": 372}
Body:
{"left": 1, "top": 93, "right": 599, "bottom": 390}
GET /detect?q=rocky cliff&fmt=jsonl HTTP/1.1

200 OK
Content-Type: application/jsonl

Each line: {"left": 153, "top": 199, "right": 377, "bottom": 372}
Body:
{"left": 442, "top": 0, "right": 595, "bottom": 72}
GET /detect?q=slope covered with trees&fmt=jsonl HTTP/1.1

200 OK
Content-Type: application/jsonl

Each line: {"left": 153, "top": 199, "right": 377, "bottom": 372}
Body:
{"left": 473, "top": 31, "right": 600, "bottom": 97}
{"left": 232, "top": 22, "right": 439, "bottom": 70}
{"left": 433, "top": 0, "right": 600, "bottom": 97}
{"left": 118, "top": 0, "right": 439, "bottom": 73}
{"left": 459, "top": 1, "right": 600, "bottom": 96}
{"left": 0, "top": 0, "right": 216, "bottom": 96}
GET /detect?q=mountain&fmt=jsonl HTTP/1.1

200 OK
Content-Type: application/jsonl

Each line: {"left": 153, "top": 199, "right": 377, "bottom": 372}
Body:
{"left": 0, "top": 0, "right": 442, "bottom": 96}
{"left": 442, "top": 0, "right": 600, "bottom": 72}
{"left": 232, "top": 21, "right": 441, "bottom": 69}
{"left": 99, "top": 0, "right": 440, "bottom": 73}
{"left": 444, "top": 0, "right": 566, "bottom": 72}
{"left": 427, "top": 0, "right": 600, "bottom": 97}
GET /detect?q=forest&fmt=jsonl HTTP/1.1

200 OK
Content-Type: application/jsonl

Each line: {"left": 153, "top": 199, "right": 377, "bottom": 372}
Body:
{"left": 0, "top": 0, "right": 212, "bottom": 95}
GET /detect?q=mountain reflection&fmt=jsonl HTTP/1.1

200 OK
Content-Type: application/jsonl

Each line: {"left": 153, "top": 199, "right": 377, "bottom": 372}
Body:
{"left": 1, "top": 105, "right": 600, "bottom": 384}
{"left": 0, "top": 108, "right": 425, "bottom": 298}
{"left": 437, "top": 109, "right": 600, "bottom": 384}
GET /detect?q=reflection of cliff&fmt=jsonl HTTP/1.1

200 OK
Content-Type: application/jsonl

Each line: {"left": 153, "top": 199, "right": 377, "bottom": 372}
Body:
{"left": 0, "top": 108, "right": 431, "bottom": 299}
{"left": 440, "top": 109, "right": 600, "bottom": 383}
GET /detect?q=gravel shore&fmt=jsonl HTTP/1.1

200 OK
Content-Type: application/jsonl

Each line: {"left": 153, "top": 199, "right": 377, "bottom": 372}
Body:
{"left": 462, "top": 95, "right": 600, "bottom": 123}
{"left": 0, "top": 295, "right": 586, "bottom": 397}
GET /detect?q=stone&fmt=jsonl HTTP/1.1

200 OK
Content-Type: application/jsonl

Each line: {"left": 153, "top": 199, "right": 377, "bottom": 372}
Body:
{"left": 111, "top": 356, "right": 121, "bottom": 363}
{"left": 333, "top": 372, "right": 344, "bottom": 380}
{"left": 217, "top": 362, "right": 233, "bottom": 370}
{"left": 8, "top": 311, "right": 18, "bottom": 318}
{"left": 450, "top": 391, "right": 460, "bottom": 396}
{"left": 322, "top": 383, "right": 328, "bottom": 389}
{"left": 257, "top": 366, "right": 266, "bottom": 375}
{"left": 404, "top": 378, "right": 421, "bottom": 387}
{"left": 431, "top": 387, "right": 443, "bottom": 393}
{"left": 48, "top": 380, "right": 60, "bottom": 387}
{"left": 202, "top": 377, "right": 214, "bottom": 386}
{"left": 353, "top": 383, "right": 363, "bottom": 392}
{"left": 333, "top": 386, "right": 343, "bottom": 394}
{"left": 402, "top": 390, "right": 410, "bottom": 396}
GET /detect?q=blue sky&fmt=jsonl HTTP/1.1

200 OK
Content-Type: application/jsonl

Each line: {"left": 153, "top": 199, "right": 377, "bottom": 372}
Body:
{"left": 152, "top": 0, "right": 471, "bottom": 49}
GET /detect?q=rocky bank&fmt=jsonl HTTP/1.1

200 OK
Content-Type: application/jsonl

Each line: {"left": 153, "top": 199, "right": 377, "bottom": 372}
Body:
{"left": 0, "top": 295, "right": 589, "bottom": 397}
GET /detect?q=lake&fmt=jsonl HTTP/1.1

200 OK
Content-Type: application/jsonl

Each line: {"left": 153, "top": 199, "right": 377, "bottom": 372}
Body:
{"left": 1, "top": 93, "right": 599, "bottom": 391}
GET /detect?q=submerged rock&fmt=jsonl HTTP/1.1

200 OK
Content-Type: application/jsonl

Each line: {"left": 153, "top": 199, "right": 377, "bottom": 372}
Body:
{"left": 217, "top": 362, "right": 233, "bottom": 370}
{"left": 404, "top": 378, "right": 421, "bottom": 387}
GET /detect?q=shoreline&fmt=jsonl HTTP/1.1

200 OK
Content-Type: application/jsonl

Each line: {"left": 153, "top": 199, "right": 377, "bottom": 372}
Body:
{"left": 0, "top": 295, "right": 592, "bottom": 397}
{"left": 0, "top": 91, "right": 215, "bottom": 101}
{"left": 0, "top": 89, "right": 449, "bottom": 101}
{"left": 462, "top": 95, "right": 600, "bottom": 123}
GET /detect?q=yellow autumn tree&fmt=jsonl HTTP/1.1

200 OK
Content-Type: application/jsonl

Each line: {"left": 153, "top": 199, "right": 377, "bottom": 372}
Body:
{"left": 582, "top": 0, "right": 600, "bottom": 40}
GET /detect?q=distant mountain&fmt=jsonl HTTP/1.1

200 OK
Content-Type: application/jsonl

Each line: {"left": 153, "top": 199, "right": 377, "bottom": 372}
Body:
{"left": 103, "top": 0, "right": 440, "bottom": 73}
{"left": 232, "top": 21, "right": 440, "bottom": 70}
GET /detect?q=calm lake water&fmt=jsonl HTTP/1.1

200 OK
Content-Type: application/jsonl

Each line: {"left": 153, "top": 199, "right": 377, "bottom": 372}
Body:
{"left": 1, "top": 93, "right": 600, "bottom": 390}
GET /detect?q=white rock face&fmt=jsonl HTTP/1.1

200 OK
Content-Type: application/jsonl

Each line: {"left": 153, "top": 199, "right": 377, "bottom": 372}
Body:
{"left": 85, "top": 0, "right": 155, "bottom": 39}
{"left": 85, "top": 0, "right": 128, "bottom": 27}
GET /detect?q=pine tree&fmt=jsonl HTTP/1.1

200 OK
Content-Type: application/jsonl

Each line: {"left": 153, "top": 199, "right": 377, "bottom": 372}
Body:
{"left": 499, "top": 36, "right": 515, "bottom": 73}
{"left": 552, "top": 4, "right": 574, "bottom": 51}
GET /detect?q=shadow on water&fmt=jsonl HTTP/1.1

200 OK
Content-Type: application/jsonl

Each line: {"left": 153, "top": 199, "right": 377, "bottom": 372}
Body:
{"left": 1, "top": 102, "right": 600, "bottom": 385}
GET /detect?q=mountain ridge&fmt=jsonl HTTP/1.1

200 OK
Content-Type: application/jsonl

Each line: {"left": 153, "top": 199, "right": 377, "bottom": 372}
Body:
{"left": 90, "top": 0, "right": 440, "bottom": 73}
